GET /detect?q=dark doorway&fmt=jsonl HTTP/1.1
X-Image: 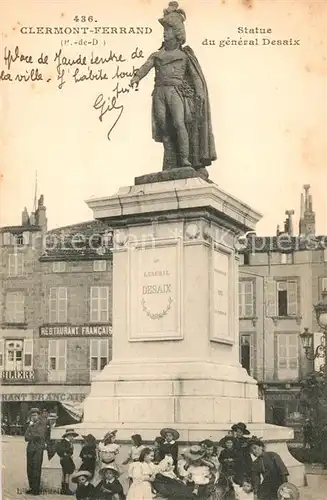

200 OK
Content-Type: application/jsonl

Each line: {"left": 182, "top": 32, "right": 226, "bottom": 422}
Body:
{"left": 272, "top": 406, "right": 286, "bottom": 426}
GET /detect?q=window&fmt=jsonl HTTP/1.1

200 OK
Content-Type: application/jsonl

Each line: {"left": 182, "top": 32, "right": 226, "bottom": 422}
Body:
{"left": 8, "top": 253, "right": 24, "bottom": 276}
{"left": 280, "top": 253, "right": 293, "bottom": 265}
{"left": 240, "top": 335, "right": 253, "bottom": 375}
{"left": 93, "top": 260, "right": 107, "bottom": 272}
{"left": 321, "top": 277, "right": 327, "bottom": 293}
{"left": 239, "top": 280, "right": 254, "bottom": 317}
{"left": 49, "top": 287, "right": 67, "bottom": 323}
{"left": 52, "top": 261, "right": 66, "bottom": 273}
{"left": 3, "top": 339, "right": 33, "bottom": 371}
{"left": 265, "top": 279, "right": 298, "bottom": 317}
{"left": 90, "top": 287, "right": 109, "bottom": 322}
{"left": 277, "top": 334, "right": 299, "bottom": 379}
{"left": 5, "top": 291, "right": 25, "bottom": 323}
{"left": 90, "top": 339, "right": 108, "bottom": 380}
{"left": 277, "top": 281, "right": 298, "bottom": 317}
{"left": 48, "top": 339, "right": 66, "bottom": 382}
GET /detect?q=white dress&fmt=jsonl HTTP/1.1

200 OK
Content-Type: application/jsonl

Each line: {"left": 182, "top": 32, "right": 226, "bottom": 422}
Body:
{"left": 127, "top": 462, "right": 156, "bottom": 500}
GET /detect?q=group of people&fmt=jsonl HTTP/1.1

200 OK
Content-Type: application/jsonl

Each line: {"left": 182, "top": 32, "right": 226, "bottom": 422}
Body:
{"left": 24, "top": 408, "right": 299, "bottom": 500}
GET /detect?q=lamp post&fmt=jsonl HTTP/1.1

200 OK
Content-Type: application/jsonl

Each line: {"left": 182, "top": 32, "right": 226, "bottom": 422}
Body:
{"left": 300, "top": 291, "right": 327, "bottom": 377}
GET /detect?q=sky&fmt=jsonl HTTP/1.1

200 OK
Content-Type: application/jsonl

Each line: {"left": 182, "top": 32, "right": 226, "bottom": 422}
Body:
{"left": 0, "top": 0, "right": 326, "bottom": 235}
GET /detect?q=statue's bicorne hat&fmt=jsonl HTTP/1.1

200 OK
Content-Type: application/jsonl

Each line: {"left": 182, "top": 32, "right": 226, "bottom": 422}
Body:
{"left": 159, "top": 2, "right": 186, "bottom": 44}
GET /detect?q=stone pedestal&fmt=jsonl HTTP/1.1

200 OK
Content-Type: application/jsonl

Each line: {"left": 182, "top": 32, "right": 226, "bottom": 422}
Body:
{"left": 52, "top": 177, "right": 304, "bottom": 486}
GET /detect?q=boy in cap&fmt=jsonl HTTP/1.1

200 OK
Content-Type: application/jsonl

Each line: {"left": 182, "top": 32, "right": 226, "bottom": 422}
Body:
{"left": 24, "top": 407, "right": 46, "bottom": 495}
{"left": 56, "top": 428, "right": 79, "bottom": 495}
{"left": 72, "top": 471, "right": 94, "bottom": 500}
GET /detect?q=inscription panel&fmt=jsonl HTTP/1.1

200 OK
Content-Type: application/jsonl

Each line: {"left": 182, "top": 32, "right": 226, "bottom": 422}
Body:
{"left": 210, "top": 246, "right": 234, "bottom": 344}
{"left": 128, "top": 239, "right": 182, "bottom": 341}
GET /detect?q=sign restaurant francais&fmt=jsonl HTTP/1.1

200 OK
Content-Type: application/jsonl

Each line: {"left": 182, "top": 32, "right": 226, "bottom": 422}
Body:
{"left": 39, "top": 325, "right": 112, "bottom": 337}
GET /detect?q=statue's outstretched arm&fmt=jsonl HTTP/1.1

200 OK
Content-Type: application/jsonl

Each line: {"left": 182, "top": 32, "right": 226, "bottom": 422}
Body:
{"left": 131, "top": 53, "right": 155, "bottom": 86}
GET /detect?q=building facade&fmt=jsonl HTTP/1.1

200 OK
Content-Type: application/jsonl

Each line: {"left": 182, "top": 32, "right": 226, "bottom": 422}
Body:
{"left": 0, "top": 197, "right": 113, "bottom": 425}
{"left": 1, "top": 186, "right": 326, "bottom": 433}
{"left": 239, "top": 186, "right": 327, "bottom": 431}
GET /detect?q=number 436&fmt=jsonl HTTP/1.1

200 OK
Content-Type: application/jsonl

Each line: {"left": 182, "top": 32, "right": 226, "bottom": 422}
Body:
{"left": 73, "top": 16, "right": 95, "bottom": 22}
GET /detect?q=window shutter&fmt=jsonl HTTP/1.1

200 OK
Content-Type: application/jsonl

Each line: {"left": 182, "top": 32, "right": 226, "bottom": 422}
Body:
{"left": 90, "top": 339, "right": 99, "bottom": 371}
{"left": 23, "top": 339, "right": 33, "bottom": 368}
{"left": 265, "top": 278, "right": 276, "bottom": 317}
{"left": 0, "top": 340, "right": 4, "bottom": 369}
{"left": 58, "top": 287, "right": 67, "bottom": 322}
{"left": 48, "top": 339, "right": 56, "bottom": 359}
{"left": 324, "top": 249, "right": 327, "bottom": 262}
{"left": 8, "top": 254, "right": 16, "bottom": 276}
{"left": 278, "top": 336, "right": 287, "bottom": 369}
{"left": 288, "top": 336, "right": 298, "bottom": 370}
{"left": 99, "top": 339, "right": 108, "bottom": 370}
{"left": 58, "top": 340, "right": 66, "bottom": 371}
{"left": 3, "top": 232, "right": 11, "bottom": 245}
{"left": 23, "top": 232, "right": 30, "bottom": 245}
{"left": 287, "top": 281, "right": 298, "bottom": 316}
{"left": 245, "top": 281, "right": 254, "bottom": 316}
{"left": 238, "top": 282, "right": 242, "bottom": 317}
{"left": 100, "top": 287, "right": 109, "bottom": 322}
{"left": 49, "top": 288, "right": 57, "bottom": 323}
{"left": 18, "top": 254, "right": 24, "bottom": 275}
{"left": 90, "top": 287, "right": 98, "bottom": 322}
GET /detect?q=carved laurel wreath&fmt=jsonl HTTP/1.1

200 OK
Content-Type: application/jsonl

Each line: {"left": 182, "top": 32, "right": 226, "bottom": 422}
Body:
{"left": 141, "top": 296, "right": 173, "bottom": 320}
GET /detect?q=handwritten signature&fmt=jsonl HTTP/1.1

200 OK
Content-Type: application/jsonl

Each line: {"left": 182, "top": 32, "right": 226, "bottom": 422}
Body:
{"left": 93, "top": 75, "right": 138, "bottom": 141}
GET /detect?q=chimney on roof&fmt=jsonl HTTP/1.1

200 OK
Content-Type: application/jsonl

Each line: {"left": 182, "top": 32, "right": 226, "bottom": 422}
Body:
{"left": 21, "top": 207, "right": 30, "bottom": 226}
{"left": 299, "top": 184, "right": 315, "bottom": 236}
{"left": 285, "top": 209, "right": 295, "bottom": 236}
{"left": 35, "top": 195, "right": 47, "bottom": 232}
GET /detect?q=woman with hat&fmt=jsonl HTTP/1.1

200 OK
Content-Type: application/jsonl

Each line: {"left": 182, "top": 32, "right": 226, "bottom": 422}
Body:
{"left": 248, "top": 437, "right": 289, "bottom": 500}
{"left": 231, "top": 423, "right": 252, "bottom": 486}
{"left": 79, "top": 434, "right": 97, "bottom": 479}
{"left": 160, "top": 428, "right": 180, "bottom": 469}
{"left": 98, "top": 430, "right": 120, "bottom": 466}
{"left": 55, "top": 428, "right": 79, "bottom": 495}
{"left": 94, "top": 463, "right": 125, "bottom": 500}
{"left": 72, "top": 470, "right": 95, "bottom": 500}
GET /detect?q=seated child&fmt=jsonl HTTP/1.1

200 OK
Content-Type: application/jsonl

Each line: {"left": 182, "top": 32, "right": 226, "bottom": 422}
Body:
{"left": 71, "top": 471, "right": 95, "bottom": 500}
{"left": 184, "top": 445, "right": 211, "bottom": 496}
{"left": 177, "top": 448, "right": 189, "bottom": 480}
{"left": 94, "top": 463, "right": 126, "bottom": 500}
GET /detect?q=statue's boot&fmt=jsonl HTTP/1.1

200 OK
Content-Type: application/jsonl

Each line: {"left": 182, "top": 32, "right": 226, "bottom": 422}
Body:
{"left": 196, "top": 167, "right": 209, "bottom": 180}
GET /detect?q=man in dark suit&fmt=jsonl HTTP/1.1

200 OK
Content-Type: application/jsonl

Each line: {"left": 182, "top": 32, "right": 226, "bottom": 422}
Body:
{"left": 24, "top": 407, "right": 46, "bottom": 495}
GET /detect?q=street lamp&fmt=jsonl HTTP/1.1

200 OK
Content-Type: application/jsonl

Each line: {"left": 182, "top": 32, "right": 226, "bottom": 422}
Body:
{"left": 300, "top": 291, "right": 327, "bottom": 374}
